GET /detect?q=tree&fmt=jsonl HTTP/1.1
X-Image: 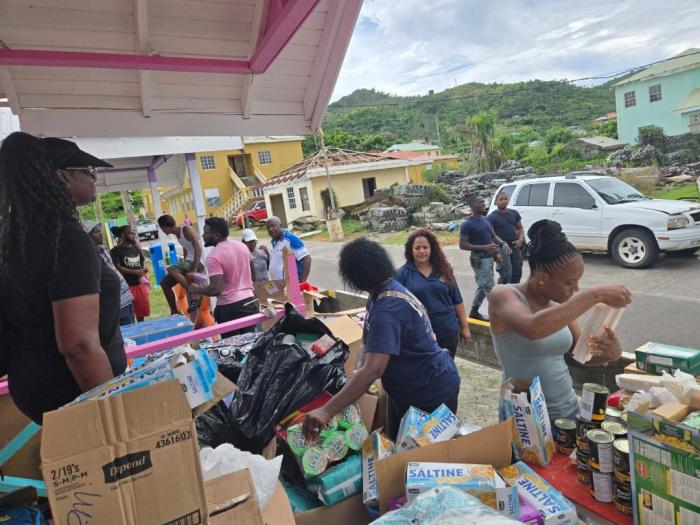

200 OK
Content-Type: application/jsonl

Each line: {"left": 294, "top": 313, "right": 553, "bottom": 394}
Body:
{"left": 598, "top": 119, "right": 618, "bottom": 139}
{"left": 465, "top": 111, "right": 499, "bottom": 174}
{"left": 544, "top": 127, "right": 574, "bottom": 152}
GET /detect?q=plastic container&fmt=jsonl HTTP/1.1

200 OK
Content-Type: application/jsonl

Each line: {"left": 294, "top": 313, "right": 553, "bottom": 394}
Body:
{"left": 572, "top": 304, "right": 624, "bottom": 363}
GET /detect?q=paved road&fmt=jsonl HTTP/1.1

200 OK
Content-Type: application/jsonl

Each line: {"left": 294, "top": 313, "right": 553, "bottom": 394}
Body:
{"left": 304, "top": 240, "right": 700, "bottom": 352}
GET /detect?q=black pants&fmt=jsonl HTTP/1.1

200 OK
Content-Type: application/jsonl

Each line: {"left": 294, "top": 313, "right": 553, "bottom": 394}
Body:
{"left": 214, "top": 297, "right": 259, "bottom": 338}
{"left": 387, "top": 392, "right": 460, "bottom": 441}
{"left": 436, "top": 331, "right": 459, "bottom": 359}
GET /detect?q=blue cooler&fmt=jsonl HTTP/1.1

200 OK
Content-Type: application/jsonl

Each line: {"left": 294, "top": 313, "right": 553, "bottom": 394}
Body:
{"left": 120, "top": 314, "right": 194, "bottom": 345}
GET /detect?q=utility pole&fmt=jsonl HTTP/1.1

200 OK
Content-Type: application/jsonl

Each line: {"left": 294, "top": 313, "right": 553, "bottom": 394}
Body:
{"left": 318, "top": 128, "right": 343, "bottom": 240}
{"left": 318, "top": 128, "right": 337, "bottom": 212}
{"left": 435, "top": 114, "right": 442, "bottom": 150}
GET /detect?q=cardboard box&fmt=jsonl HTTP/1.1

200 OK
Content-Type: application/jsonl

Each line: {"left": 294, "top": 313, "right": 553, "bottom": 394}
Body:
{"left": 635, "top": 342, "right": 700, "bottom": 375}
{"left": 321, "top": 315, "right": 364, "bottom": 377}
{"left": 375, "top": 419, "right": 514, "bottom": 514}
{"left": 254, "top": 279, "right": 288, "bottom": 304}
{"left": 0, "top": 394, "right": 42, "bottom": 481}
{"left": 120, "top": 313, "right": 194, "bottom": 345}
{"left": 205, "top": 469, "right": 294, "bottom": 525}
{"left": 652, "top": 402, "right": 690, "bottom": 422}
{"left": 628, "top": 410, "right": 700, "bottom": 525}
{"left": 41, "top": 381, "right": 207, "bottom": 525}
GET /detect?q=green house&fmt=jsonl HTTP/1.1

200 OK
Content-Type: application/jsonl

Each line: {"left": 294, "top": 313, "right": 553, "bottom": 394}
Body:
{"left": 614, "top": 49, "right": 700, "bottom": 143}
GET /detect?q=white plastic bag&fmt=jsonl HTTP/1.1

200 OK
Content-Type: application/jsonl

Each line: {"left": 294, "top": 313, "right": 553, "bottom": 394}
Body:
{"left": 199, "top": 443, "right": 282, "bottom": 509}
{"left": 660, "top": 370, "right": 698, "bottom": 405}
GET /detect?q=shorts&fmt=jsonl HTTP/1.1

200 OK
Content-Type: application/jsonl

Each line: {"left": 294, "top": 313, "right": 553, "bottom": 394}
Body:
{"left": 170, "top": 260, "right": 205, "bottom": 275}
{"left": 129, "top": 284, "right": 151, "bottom": 318}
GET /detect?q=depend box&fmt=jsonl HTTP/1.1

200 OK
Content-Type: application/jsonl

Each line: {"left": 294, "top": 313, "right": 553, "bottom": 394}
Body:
{"left": 362, "top": 431, "right": 395, "bottom": 506}
{"left": 499, "top": 377, "right": 555, "bottom": 467}
{"left": 405, "top": 462, "right": 497, "bottom": 504}
{"left": 410, "top": 404, "right": 463, "bottom": 447}
{"left": 499, "top": 462, "right": 577, "bottom": 525}
{"left": 635, "top": 342, "right": 700, "bottom": 375}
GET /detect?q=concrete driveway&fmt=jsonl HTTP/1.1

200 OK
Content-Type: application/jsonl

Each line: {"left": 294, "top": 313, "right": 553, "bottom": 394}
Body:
{"left": 303, "top": 240, "right": 700, "bottom": 352}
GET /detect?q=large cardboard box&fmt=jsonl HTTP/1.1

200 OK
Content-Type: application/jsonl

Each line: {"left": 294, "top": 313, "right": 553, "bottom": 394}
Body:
{"left": 628, "top": 409, "right": 700, "bottom": 525}
{"left": 0, "top": 394, "right": 42, "bottom": 482}
{"left": 321, "top": 315, "right": 364, "bottom": 377}
{"left": 41, "top": 381, "right": 207, "bottom": 525}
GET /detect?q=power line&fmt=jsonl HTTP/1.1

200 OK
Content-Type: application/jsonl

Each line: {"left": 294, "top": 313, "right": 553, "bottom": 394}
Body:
{"left": 329, "top": 50, "right": 700, "bottom": 109}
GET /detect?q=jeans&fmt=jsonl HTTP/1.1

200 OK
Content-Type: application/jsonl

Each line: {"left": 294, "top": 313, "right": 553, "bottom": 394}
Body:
{"left": 436, "top": 331, "right": 459, "bottom": 359}
{"left": 497, "top": 246, "right": 523, "bottom": 284}
{"left": 471, "top": 256, "right": 495, "bottom": 310}
{"left": 119, "top": 303, "right": 135, "bottom": 326}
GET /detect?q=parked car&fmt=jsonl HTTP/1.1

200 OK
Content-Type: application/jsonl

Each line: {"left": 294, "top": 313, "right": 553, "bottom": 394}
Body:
{"left": 234, "top": 200, "right": 268, "bottom": 228}
{"left": 490, "top": 173, "right": 700, "bottom": 268}
{"left": 136, "top": 218, "right": 159, "bottom": 240}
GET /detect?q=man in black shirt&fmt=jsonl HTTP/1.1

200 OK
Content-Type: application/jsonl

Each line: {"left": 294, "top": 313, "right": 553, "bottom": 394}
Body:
{"left": 111, "top": 226, "right": 151, "bottom": 322}
{"left": 487, "top": 192, "right": 525, "bottom": 284}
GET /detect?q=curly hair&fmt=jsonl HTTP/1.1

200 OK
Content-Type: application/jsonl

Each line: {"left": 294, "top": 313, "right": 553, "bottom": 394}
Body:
{"left": 339, "top": 237, "right": 395, "bottom": 293}
{"left": 404, "top": 229, "right": 456, "bottom": 285}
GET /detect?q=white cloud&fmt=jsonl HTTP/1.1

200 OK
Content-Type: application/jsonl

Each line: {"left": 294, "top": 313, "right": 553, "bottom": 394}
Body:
{"left": 331, "top": 0, "right": 700, "bottom": 100}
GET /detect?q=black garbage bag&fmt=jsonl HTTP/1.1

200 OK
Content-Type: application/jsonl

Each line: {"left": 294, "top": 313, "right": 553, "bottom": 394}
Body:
{"left": 209, "top": 347, "right": 247, "bottom": 384}
{"left": 195, "top": 400, "right": 237, "bottom": 448}
{"left": 227, "top": 303, "right": 349, "bottom": 450}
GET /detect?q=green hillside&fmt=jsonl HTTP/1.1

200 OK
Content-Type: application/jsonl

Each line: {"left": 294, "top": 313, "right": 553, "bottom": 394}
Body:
{"left": 317, "top": 79, "right": 617, "bottom": 156}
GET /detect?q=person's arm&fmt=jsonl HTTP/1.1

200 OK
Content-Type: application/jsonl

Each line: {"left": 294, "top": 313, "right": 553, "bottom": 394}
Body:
{"left": 514, "top": 219, "right": 525, "bottom": 249}
{"left": 259, "top": 245, "right": 270, "bottom": 267}
{"left": 455, "top": 302, "right": 472, "bottom": 343}
{"left": 53, "top": 294, "right": 114, "bottom": 391}
{"left": 568, "top": 321, "right": 581, "bottom": 352}
{"left": 299, "top": 255, "right": 311, "bottom": 282}
{"left": 303, "top": 353, "right": 389, "bottom": 440}
{"left": 184, "top": 225, "right": 202, "bottom": 271}
{"left": 490, "top": 225, "right": 511, "bottom": 255}
{"left": 489, "top": 285, "right": 631, "bottom": 340}
{"left": 188, "top": 274, "right": 224, "bottom": 297}
{"left": 459, "top": 230, "right": 498, "bottom": 253}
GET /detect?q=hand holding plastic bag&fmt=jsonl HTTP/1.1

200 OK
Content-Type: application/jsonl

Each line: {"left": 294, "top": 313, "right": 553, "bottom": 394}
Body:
{"left": 200, "top": 443, "right": 282, "bottom": 510}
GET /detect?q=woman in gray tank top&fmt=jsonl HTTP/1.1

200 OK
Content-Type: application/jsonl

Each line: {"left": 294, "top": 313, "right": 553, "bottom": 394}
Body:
{"left": 489, "top": 220, "right": 631, "bottom": 420}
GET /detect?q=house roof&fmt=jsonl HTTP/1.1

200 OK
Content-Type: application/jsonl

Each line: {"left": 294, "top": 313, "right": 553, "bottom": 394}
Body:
{"left": 378, "top": 152, "right": 459, "bottom": 163}
{"left": 260, "top": 147, "right": 412, "bottom": 188}
{"left": 0, "top": 0, "right": 363, "bottom": 137}
{"left": 614, "top": 48, "right": 700, "bottom": 87}
{"left": 675, "top": 88, "right": 700, "bottom": 114}
{"left": 573, "top": 136, "right": 627, "bottom": 149}
{"left": 243, "top": 136, "right": 306, "bottom": 145}
{"left": 385, "top": 143, "right": 440, "bottom": 152}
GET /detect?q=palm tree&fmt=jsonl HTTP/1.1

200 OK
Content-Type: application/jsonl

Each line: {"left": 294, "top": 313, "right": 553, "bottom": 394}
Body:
{"left": 466, "top": 111, "right": 499, "bottom": 174}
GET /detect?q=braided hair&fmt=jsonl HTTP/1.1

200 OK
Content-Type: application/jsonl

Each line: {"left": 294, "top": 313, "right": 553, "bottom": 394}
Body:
{"left": 526, "top": 220, "right": 580, "bottom": 273}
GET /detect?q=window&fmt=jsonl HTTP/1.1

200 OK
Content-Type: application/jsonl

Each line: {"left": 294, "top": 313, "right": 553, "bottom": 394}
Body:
{"left": 624, "top": 91, "right": 636, "bottom": 108}
{"left": 515, "top": 183, "right": 550, "bottom": 206}
{"left": 200, "top": 155, "right": 216, "bottom": 170}
{"left": 299, "top": 187, "right": 310, "bottom": 211}
{"left": 286, "top": 187, "right": 297, "bottom": 209}
{"left": 258, "top": 150, "right": 272, "bottom": 165}
{"left": 204, "top": 188, "right": 221, "bottom": 207}
{"left": 649, "top": 84, "right": 662, "bottom": 103}
{"left": 553, "top": 183, "right": 596, "bottom": 208}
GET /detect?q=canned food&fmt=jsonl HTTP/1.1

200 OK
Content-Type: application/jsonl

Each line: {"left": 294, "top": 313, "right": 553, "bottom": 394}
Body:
{"left": 601, "top": 421, "right": 627, "bottom": 439}
{"left": 577, "top": 453, "right": 591, "bottom": 485}
{"left": 589, "top": 469, "right": 613, "bottom": 503}
{"left": 576, "top": 415, "right": 599, "bottom": 451}
{"left": 613, "top": 439, "right": 630, "bottom": 482}
{"left": 613, "top": 477, "right": 632, "bottom": 506}
{"left": 605, "top": 406, "right": 621, "bottom": 422}
{"left": 587, "top": 429, "right": 614, "bottom": 473}
{"left": 580, "top": 383, "right": 610, "bottom": 422}
{"left": 620, "top": 412, "right": 628, "bottom": 425}
{"left": 554, "top": 418, "right": 577, "bottom": 454}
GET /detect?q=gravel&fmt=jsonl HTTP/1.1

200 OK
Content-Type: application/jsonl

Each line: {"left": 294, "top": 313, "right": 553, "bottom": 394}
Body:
{"left": 454, "top": 357, "right": 502, "bottom": 428}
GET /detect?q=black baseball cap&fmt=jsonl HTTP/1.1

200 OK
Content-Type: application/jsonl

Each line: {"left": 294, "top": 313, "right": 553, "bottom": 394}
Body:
{"left": 40, "top": 137, "right": 113, "bottom": 170}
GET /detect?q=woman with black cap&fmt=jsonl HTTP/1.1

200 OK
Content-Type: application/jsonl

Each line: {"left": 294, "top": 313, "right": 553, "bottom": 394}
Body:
{"left": 0, "top": 131, "right": 126, "bottom": 424}
{"left": 488, "top": 220, "right": 632, "bottom": 420}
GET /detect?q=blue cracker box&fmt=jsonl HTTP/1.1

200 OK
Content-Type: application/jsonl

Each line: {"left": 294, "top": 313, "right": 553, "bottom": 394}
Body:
{"left": 405, "top": 462, "right": 498, "bottom": 504}
{"left": 395, "top": 407, "right": 430, "bottom": 452}
{"left": 411, "top": 404, "right": 463, "bottom": 446}
{"left": 120, "top": 314, "right": 194, "bottom": 345}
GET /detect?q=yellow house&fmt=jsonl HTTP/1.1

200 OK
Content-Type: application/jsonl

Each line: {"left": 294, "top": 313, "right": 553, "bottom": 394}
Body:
{"left": 259, "top": 149, "right": 416, "bottom": 225}
{"left": 403, "top": 155, "right": 462, "bottom": 183}
{"left": 142, "top": 136, "right": 305, "bottom": 224}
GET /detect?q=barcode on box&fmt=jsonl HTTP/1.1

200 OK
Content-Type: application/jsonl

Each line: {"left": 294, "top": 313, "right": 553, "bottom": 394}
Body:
{"left": 163, "top": 510, "right": 202, "bottom": 525}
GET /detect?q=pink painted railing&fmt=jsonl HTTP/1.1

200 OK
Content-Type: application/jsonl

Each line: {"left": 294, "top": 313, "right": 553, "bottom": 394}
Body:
{"left": 0, "top": 254, "right": 305, "bottom": 397}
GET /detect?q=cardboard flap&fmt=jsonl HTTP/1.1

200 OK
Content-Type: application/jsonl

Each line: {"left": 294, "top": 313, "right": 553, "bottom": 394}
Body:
{"left": 294, "top": 494, "right": 370, "bottom": 525}
{"left": 357, "top": 393, "right": 378, "bottom": 433}
{"left": 374, "top": 419, "right": 514, "bottom": 514}
{"left": 206, "top": 469, "right": 264, "bottom": 525}
{"left": 262, "top": 482, "right": 295, "bottom": 525}
{"left": 193, "top": 373, "right": 237, "bottom": 419}
{"left": 41, "top": 381, "right": 191, "bottom": 461}
{"left": 323, "top": 315, "right": 363, "bottom": 346}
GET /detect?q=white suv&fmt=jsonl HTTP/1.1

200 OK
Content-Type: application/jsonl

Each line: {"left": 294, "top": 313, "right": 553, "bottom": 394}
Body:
{"left": 490, "top": 173, "right": 700, "bottom": 268}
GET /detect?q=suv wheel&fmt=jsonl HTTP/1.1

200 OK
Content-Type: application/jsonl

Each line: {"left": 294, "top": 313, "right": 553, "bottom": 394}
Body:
{"left": 611, "top": 228, "right": 658, "bottom": 269}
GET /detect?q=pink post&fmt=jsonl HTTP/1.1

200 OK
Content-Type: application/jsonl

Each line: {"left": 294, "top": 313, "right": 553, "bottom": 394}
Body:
{"left": 0, "top": 251, "right": 307, "bottom": 397}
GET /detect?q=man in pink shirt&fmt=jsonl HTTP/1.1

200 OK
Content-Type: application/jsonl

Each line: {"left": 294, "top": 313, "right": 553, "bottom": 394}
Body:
{"left": 187, "top": 217, "right": 258, "bottom": 337}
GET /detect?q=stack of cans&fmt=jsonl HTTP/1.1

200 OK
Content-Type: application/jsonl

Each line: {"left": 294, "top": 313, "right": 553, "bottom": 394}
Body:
{"left": 587, "top": 429, "right": 614, "bottom": 503}
{"left": 575, "top": 415, "right": 600, "bottom": 485}
{"left": 613, "top": 439, "right": 632, "bottom": 515}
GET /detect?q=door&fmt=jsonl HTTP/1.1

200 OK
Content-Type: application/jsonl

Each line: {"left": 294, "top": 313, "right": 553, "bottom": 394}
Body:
{"left": 269, "top": 194, "right": 287, "bottom": 226}
{"left": 228, "top": 155, "right": 249, "bottom": 178}
{"left": 511, "top": 182, "right": 551, "bottom": 236}
{"left": 549, "top": 182, "right": 604, "bottom": 249}
{"left": 362, "top": 177, "right": 377, "bottom": 199}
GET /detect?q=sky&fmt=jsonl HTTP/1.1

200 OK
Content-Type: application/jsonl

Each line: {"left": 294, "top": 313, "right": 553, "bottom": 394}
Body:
{"left": 331, "top": 0, "right": 700, "bottom": 101}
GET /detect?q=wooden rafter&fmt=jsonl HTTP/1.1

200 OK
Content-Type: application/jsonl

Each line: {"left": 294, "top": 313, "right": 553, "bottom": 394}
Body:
{"left": 134, "top": 0, "right": 151, "bottom": 117}
{"left": 241, "top": 0, "right": 267, "bottom": 119}
{"left": 0, "top": 66, "right": 22, "bottom": 115}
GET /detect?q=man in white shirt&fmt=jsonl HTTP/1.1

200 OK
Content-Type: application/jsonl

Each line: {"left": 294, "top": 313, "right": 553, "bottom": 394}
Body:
{"left": 266, "top": 216, "right": 311, "bottom": 282}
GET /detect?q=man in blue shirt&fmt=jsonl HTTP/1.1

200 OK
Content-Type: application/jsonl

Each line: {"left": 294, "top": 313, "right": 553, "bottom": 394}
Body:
{"left": 488, "top": 192, "right": 525, "bottom": 284}
{"left": 266, "top": 216, "right": 312, "bottom": 282}
{"left": 302, "top": 238, "right": 460, "bottom": 440}
{"left": 459, "top": 196, "right": 509, "bottom": 321}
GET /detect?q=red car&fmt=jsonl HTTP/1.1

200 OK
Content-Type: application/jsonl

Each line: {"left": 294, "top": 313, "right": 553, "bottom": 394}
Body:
{"left": 235, "top": 200, "right": 268, "bottom": 228}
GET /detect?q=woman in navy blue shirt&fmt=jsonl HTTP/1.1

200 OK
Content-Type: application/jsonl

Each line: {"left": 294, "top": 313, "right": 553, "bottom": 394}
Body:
{"left": 396, "top": 229, "right": 471, "bottom": 358}
{"left": 302, "top": 238, "right": 461, "bottom": 440}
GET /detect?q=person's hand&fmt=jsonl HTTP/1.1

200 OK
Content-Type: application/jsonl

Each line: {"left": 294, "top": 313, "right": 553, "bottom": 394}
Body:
{"left": 186, "top": 272, "right": 196, "bottom": 283}
{"left": 302, "top": 407, "right": 333, "bottom": 442}
{"left": 143, "top": 266, "right": 149, "bottom": 273}
{"left": 495, "top": 254, "right": 504, "bottom": 264}
{"left": 592, "top": 285, "right": 631, "bottom": 308}
{"left": 136, "top": 270, "right": 146, "bottom": 278}
{"left": 460, "top": 326, "right": 472, "bottom": 344}
{"left": 514, "top": 238, "right": 524, "bottom": 249}
{"left": 588, "top": 326, "right": 623, "bottom": 364}
{"left": 503, "top": 243, "right": 512, "bottom": 255}
{"left": 484, "top": 243, "right": 499, "bottom": 253}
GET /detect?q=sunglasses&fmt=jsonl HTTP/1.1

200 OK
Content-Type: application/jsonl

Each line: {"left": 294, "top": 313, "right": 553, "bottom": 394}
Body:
{"left": 64, "top": 166, "right": 98, "bottom": 180}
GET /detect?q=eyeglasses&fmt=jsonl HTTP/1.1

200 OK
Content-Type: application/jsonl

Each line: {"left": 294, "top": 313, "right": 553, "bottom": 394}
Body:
{"left": 64, "top": 166, "right": 98, "bottom": 180}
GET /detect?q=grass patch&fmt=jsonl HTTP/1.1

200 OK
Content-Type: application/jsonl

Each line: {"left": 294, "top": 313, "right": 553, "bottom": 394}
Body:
{"left": 649, "top": 182, "right": 699, "bottom": 201}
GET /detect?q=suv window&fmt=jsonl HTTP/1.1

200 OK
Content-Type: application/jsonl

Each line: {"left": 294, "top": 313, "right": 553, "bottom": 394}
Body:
{"left": 553, "top": 183, "right": 596, "bottom": 208}
{"left": 515, "top": 183, "right": 549, "bottom": 206}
